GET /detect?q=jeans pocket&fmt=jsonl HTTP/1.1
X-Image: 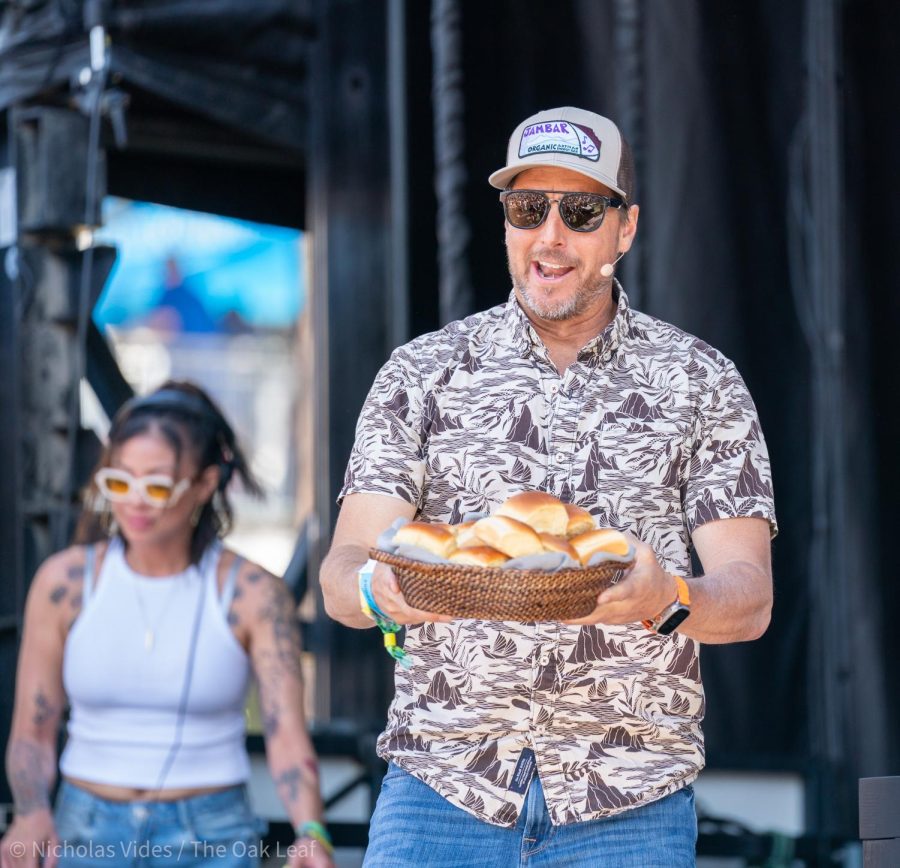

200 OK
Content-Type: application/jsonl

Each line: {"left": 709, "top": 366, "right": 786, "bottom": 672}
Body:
{"left": 190, "top": 791, "right": 261, "bottom": 844}
{"left": 54, "top": 785, "right": 96, "bottom": 844}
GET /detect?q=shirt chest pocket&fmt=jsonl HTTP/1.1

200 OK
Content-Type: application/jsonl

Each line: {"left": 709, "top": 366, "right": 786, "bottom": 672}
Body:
{"left": 590, "top": 421, "right": 688, "bottom": 495}
{"left": 422, "top": 399, "right": 547, "bottom": 513}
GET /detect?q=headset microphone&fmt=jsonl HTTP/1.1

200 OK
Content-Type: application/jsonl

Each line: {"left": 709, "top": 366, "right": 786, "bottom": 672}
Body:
{"left": 600, "top": 252, "right": 625, "bottom": 278}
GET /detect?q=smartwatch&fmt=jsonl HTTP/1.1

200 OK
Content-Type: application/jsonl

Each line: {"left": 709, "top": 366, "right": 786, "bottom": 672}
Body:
{"left": 642, "top": 575, "right": 691, "bottom": 635}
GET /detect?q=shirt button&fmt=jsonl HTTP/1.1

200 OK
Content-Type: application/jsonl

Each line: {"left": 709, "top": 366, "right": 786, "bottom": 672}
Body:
{"left": 539, "top": 654, "right": 550, "bottom": 666}
{"left": 555, "top": 452, "right": 566, "bottom": 463}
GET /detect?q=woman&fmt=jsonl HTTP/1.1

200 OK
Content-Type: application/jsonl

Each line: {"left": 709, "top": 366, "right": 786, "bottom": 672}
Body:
{"left": 0, "top": 382, "right": 334, "bottom": 868}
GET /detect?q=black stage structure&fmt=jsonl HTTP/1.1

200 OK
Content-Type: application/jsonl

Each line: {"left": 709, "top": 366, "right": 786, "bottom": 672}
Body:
{"left": 0, "top": 0, "right": 898, "bottom": 863}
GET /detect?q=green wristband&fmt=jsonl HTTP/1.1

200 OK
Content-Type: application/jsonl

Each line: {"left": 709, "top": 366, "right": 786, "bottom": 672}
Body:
{"left": 295, "top": 820, "right": 333, "bottom": 855}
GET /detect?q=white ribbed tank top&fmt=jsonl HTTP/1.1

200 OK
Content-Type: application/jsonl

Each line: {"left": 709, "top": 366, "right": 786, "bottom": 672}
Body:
{"left": 60, "top": 537, "right": 252, "bottom": 789}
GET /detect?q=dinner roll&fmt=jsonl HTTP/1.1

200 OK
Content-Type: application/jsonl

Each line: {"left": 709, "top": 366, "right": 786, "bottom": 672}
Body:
{"left": 452, "top": 520, "right": 481, "bottom": 548}
{"left": 564, "top": 503, "right": 596, "bottom": 537}
{"left": 448, "top": 546, "right": 510, "bottom": 567}
{"left": 473, "top": 515, "right": 544, "bottom": 558}
{"left": 393, "top": 522, "right": 457, "bottom": 559}
{"left": 538, "top": 533, "right": 580, "bottom": 562}
{"left": 496, "top": 491, "right": 569, "bottom": 536}
{"left": 569, "top": 529, "right": 631, "bottom": 565}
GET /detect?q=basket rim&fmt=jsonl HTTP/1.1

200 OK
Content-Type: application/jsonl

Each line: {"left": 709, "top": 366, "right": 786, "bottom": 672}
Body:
{"left": 369, "top": 547, "right": 635, "bottom": 580}
{"left": 369, "top": 547, "right": 632, "bottom": 620}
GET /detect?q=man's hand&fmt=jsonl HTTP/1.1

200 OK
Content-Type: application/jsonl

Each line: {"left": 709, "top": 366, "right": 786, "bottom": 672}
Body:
{"left": 561, "top": 518, "right": 773, "bottom": 643}
{"left": 370, "top": 563, "right": 455, "bottom": 626}
{"left": 562, "top": 533, "right": 676, "bottom": 627}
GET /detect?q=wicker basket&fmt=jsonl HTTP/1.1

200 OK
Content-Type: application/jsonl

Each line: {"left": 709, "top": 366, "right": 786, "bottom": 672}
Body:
{"left": 369, "top": 548, "right": 633, "bottom": 621}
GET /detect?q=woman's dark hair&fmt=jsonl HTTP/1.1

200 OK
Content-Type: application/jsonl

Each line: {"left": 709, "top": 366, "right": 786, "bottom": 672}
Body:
{"left": 75, "top": 380, "right": 263, "bottom": 563}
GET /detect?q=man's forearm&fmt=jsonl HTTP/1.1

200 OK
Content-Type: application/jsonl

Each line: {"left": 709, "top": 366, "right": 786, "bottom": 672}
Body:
{"left": 320, "top": 544, "right": 376, "bottom": 629}
{"left": 677, "top": 560, "right": 772, "bottom": 644}
{"left": 7, "top": 737, "right": 56, "bottom": 815}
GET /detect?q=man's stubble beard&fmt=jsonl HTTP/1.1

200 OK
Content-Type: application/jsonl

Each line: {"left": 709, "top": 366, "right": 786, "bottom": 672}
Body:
{"left": 507, "top": 253, "right": 609, "bottom": 322}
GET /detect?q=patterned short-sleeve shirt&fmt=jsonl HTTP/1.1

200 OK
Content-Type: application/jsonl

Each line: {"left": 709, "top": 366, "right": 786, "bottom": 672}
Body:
{"left": 340, "top": 287, "right": 777, "bottom": 827}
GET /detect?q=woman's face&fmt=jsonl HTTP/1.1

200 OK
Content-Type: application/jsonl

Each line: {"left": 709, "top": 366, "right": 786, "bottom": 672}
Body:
{"left": 104, "top": 427, "right": 218, "bottom": 548}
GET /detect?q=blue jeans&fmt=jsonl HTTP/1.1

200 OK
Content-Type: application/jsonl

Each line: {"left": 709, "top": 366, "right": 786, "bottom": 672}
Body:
{"left": 364, "top": 764, "right": 696, "bottom": 867}
{"left": 54, "top": 781, "right": 267, "bottom": 867}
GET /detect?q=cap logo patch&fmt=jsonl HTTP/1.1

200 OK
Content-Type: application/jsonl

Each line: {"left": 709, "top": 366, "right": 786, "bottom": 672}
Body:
{"left": 518, "top": 120, "right": 600, "bottom": 162}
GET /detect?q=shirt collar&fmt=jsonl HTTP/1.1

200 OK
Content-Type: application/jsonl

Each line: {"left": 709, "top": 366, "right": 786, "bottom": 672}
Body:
{"left": 498, "top": 282, "right": 633, "bottom": 364}
{"left": 578, "top": 282, "right": 632, "bottom": 366}
{"left": 499, "top": 289, "right": 536, "bottom": 355}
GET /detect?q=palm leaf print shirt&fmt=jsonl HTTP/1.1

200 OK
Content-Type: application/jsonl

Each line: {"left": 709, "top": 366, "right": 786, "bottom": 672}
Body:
{"left": 340, "top": 287, "right": 777, "bottom": 827}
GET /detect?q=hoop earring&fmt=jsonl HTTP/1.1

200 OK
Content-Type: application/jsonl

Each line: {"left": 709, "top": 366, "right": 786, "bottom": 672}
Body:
{"left": 100, "top": 503, "right": 118, "bottom": 537}
{"left": 212, "top": 491, "right": 231, "bottom": 537}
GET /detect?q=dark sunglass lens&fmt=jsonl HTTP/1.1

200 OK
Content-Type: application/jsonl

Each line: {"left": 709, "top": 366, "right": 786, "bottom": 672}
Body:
{"left": 505, "top": 192, "right": 548, "bottom": 228}
{"left": 559, "top": 194, "right": 608, "bottom": 231}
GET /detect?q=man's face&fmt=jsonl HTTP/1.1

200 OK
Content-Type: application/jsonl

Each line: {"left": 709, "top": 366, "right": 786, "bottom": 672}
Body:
{"left": 504, "top": 166, "right": 637, "bottom": 322}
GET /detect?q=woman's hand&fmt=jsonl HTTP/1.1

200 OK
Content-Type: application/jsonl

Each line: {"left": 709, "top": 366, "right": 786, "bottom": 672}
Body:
{"left": 283, "top": 834, "right": 335, "bottom": 868}
{"left": 0, "top": 809, "right": 59, "bottom": 868}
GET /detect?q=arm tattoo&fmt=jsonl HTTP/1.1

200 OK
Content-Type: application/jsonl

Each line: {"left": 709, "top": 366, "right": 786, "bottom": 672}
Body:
{"left": 274, "top": 766, "right": 303, "bottom": 806}
{"left": 226, "top": 584, "right": 243, "bottom": 628}
{"left": 258, "top": 578, "right": 303, "bottom": 681}
{"left": 253, "top": 575, "right": 304, "bottom": 744}
{"left": 32, "top": 690, "right": 58, "bottom": 731}
{"left": 7, "top": 740, "right": 54, "bottom": 814}
{"left": 49, "top": 585, "right": 68, "bottom": 605}
{"left": 261, "top": 696, "right": 279, "bottom": 738}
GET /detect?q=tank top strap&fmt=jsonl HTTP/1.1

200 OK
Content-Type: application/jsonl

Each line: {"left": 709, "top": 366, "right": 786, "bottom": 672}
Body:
{"left": 219, "top": 553, "right": 244, "bottom": 614}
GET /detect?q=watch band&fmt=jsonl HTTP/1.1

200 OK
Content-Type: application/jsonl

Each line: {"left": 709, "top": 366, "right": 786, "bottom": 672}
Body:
{"left": 642, "top": 575, "right": 691, "bottom": 635}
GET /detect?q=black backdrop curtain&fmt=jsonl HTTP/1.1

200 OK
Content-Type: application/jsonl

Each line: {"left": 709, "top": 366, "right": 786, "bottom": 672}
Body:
{"left": 407, "top": 0, "right": 900, "bottom": 835}
{"left": 1, "top": 0, "right": 896, "bottom": 840}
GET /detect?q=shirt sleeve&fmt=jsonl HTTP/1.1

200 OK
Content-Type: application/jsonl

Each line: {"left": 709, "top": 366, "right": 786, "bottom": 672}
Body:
{"left": 685, "top": 358, "right": 778, "bottom": 538}
{"left": 338, "top": 345, "right": 426, "bottom": 508}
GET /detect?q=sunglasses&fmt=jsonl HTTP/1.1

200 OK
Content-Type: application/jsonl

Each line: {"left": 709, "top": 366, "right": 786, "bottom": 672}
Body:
{"left": 95, "top": 468, "right": 192, "bottom": 507}
{"left": 500, "top": 189, "right": 626, "bottom": 232}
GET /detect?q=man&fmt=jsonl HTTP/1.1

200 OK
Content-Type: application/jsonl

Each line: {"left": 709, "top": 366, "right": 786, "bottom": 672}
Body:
{"left": 321, "top": 107, "right": 776, "bottom": 867}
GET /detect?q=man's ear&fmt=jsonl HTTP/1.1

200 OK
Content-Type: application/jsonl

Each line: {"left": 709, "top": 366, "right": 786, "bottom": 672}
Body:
{"left": 618, "top": 204, "right": 640, "bottom": 253}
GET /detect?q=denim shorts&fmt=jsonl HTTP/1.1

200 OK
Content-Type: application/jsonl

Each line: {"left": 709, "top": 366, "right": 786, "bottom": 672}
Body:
{"left": 53, "top": 780, "right": 267, "bottom": 867}
{"left": 364, "top": 763, "right": 697, "bottom": 868}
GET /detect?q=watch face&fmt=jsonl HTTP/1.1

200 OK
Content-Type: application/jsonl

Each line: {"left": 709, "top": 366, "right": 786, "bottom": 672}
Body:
{"left": 656, "top": 607, "right": 691, "bottom": 636}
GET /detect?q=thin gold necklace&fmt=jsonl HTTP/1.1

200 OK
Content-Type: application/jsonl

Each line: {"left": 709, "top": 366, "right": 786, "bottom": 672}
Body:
{"left": 131, "top": 574, "right": 183, "bottom": 651}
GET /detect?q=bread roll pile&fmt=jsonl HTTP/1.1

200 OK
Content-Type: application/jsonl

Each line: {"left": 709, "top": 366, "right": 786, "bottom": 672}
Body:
{"left": 390, "top": 492, "right": 629, "bottom": 569}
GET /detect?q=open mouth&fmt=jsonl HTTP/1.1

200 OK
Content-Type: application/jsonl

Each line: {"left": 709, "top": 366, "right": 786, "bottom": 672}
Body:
{"left": 533, "top": 260, "right": 575, "bottom": 281}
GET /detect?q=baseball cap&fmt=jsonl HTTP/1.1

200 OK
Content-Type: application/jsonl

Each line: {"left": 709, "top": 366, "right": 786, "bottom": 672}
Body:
{"left": 488, "top": 107, "right": 635, "bottom": 203}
